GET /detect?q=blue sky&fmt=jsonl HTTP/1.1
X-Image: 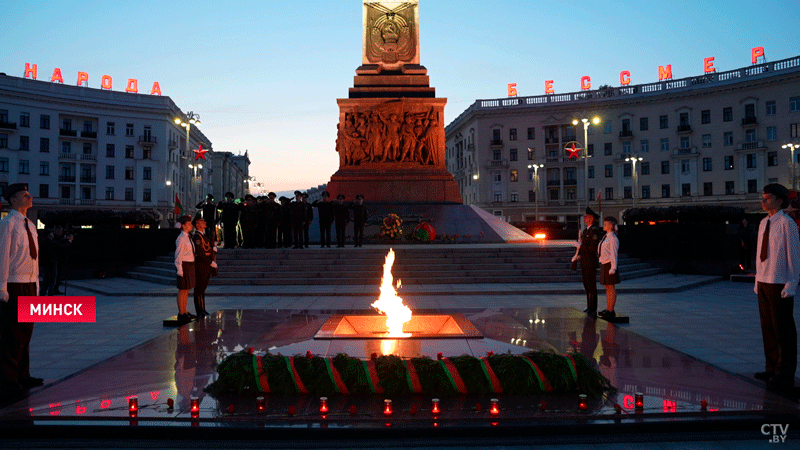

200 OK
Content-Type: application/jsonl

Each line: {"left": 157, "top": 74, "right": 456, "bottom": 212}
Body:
{"left": 2, "top": 0, "right": 798, "bottom": 192}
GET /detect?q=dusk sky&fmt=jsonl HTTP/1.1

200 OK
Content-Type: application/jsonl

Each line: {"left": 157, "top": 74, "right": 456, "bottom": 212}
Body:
{"left": 2, "top": 0, "right": 799, "bottom": 193}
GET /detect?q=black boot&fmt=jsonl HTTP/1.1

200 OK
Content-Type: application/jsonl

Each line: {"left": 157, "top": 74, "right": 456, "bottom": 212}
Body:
{"left": 198, "top": 295, "right": 210, "bottom": 317}
{"left": 194, "top": 294, "right": 206, "bottom": 317}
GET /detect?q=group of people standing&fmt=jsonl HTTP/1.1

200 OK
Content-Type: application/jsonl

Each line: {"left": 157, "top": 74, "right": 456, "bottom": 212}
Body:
{"left": 572, "top": 207, "right": 620, "bottom": 319}
{"left": 194, "top": 191, "right": 369, "bottom": 250}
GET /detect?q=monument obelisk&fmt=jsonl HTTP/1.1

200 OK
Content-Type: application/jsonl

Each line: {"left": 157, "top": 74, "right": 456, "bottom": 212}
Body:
{"left": 326, "top": 0, "right": 462, "bottom": 203}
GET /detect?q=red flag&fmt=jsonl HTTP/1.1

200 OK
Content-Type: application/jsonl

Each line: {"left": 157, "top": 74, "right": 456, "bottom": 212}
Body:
{"left": 174, "top": 194, "right": 183, "bottom": 216}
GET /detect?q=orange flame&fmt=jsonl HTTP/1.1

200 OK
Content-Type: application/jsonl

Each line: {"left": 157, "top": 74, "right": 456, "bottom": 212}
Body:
{"left": 371, "top": 248, "right": 412, "bottom": 337}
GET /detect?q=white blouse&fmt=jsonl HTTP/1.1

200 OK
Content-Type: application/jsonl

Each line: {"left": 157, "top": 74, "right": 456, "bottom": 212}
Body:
{"left": 598, "top": 232, "right": 619, "bottom": 271}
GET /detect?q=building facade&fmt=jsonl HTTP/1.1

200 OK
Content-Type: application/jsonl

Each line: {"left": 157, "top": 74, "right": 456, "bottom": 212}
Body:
{"left": 0, "top": 73, "right": 249, "bottom": 225}
{"left": 211, "top": 151, "right": 249, "bottom": 200}
{"left": 445, "top": 55, "right": 800, "bottom": 227}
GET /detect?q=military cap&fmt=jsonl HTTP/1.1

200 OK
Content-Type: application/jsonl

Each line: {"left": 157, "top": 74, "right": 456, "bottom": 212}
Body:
{"left": 603, "top": 216, "right": 618, "bottom": 225}
{"left": 336, "top": 194, "right": 345, "bottom": 200}
{"left": 301, "top": 192, "right": 309, "bottom": 198}
{"left": 206, "top": 194, "right": 214, "bottom": 200}
{"left": 585, "top": 207, "right": 600, "bottom": 218}
{"left": 224, "top": 191, "right": 234, "bottom": 198}
{"left": 3, "top": 183, "right": 29, "bottom": 202}
{"left": 764, "top": 183, "right": 790, "bottom": 209}
{"left": 321, "top": 191, "right": 330, "bottom": 198}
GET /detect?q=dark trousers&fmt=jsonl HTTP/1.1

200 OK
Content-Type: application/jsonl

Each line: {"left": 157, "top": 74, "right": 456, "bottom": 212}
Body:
{"left": 194, "top": 264, "right": 211, "bottom": 314}
{"left": 303, "top": 224, "right": 310, "bottom": 248}
{"left": 354, "top": 222, "right": 365, "bottom": 246}
{"left": 40, "top": 261, "right": 57, "bottom": 296}
{"left": 205, "top": 225, "right": 217, "bottom": 247}
{"left": 279, "top": 225, "right": 292, "bottom": 248}
{"left": 757, "top": 282, "right": 797, "bottom": 380}
{"left": 265, "top": 223, "right": 278, "bottom": 249}
{"left": 292, "top": 226, "right": 303, "bottom": 248}
{"left": 319, "top": 223, "right": 332, "bottom": 247}
{"left": 580, "top": 256, "right": 598, "bottom": 312}
{"left": 1, "top": 283, "right": 36, "bottom": 384}
{"left": 335, "top": 222, "right": 347, "bottom": 247}
{"left": 222, "top": 221, "right": 238, "bottom": 248}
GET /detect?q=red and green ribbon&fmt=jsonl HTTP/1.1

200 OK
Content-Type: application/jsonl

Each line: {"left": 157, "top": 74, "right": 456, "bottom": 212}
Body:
{"left": 325, "top": 357, "right": 349, "bottom": 394}
{"left": 564, "top": 354, "right": 578, "bottom": 383}
{"left": 253, "top": 355, "right": 270, "bottom": 392}
{"left": 404, "top": 359, "right": 422, "bottom": 393}
{"left": 283, "top": 356, "right": 308, "bottom": 394}
{"left": 439, "top": 357, "right": 467, "bottom": 394}
{"left": 522, "top": 355, "right": 553, "bottom": 392}
{"left": 480, "top": 357, "right": 503, "bottom": 393}
{"left": 362, "top": 360, "right": 384, "bottom": 393}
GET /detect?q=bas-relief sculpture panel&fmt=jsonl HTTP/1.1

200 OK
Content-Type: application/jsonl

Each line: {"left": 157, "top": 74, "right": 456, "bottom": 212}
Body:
{"left": 336, "top": 101, "right": 444, "bottom": 167}
{"left": 363, "top": 0, "right": 420, "bottom": 70}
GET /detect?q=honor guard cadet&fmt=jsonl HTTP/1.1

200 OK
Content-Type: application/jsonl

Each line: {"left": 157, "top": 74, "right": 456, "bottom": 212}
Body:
{"left": 312, "top": 191, "right": 334, "bottom": 248}
{"left": 264, "top": 192, "right": 281, "bottom": 249}
{"left": 195, "top": 194, "right": 219, "bottom": 245}
{"left": 332, "top": 194, "right": 350, "bottom": 248}
{"left": 302, "top": 193, "right": 313, "bottom": 248}
{"left": 191, "top": 216, "right": 216, "bottom": 317}
{"left": 278, "top": 196, "right": 293, "bottom": 248}
{"left": 571, "top": 207, "right": 604, "bottom": 315}
{"left": 239, "top": 195, "right": 259, "bottom": 248}
{"left": 352, "top": 194, "right": 368, "bottom": 247}
{"left": 217, "top": 192, "right": 240, "bottom": 249}
{"left": 290, "top": 191, "right": 306, "bottom": 249}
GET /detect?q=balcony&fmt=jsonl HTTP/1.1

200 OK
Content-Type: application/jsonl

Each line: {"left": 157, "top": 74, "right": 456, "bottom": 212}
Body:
{"left": 80, "top": 130, "right": 97, "bottom": 139}
{"left": 168, "top": 139, "right": 179, "bottom": 150}
{"left": 138, "top": 135, "right": 157, "bottom": 148}
{"left": 741, "top": 116, "right": 758, "bottom": 127}
{"left": 466, "top": 143, "right": 475, "bottom": 152}
{"left": 564, "top": 179, "right": 578, "bottom": 186}
{"left": 79, "top": 199, "right": 96, "bottom": 206}
{"left": 545, "top": 137, "right": 559, "bottom": 144}
{"left": 0, "top": 121, "right": 18, "bottom": 133}
{"left": 677, "top": 124, "right": 692, "bottom": 134}
{"left": 59, "top": 199, "right": 75, "bottom": 205}
{"left": 673, "top": 146, "right": 698, "bottom": 156}
{"left": 547, "top": 180, "right": 561, "bottom": 186}
{"left": 737, "top": 141, "right": 764, "bottom": 151}
{"left": 59, "top": 129, "right": 77, "bottom": 137}
{"left": 59, "top": 152, "right": 76, "bottom": 161}
{"left": 80, "top": 154, "right": 97, "bottom": 162}
{"left": 619, "top": 130, "right": 634, "bottom": 139}
{"left": 486, "top": 159, "right": 509, "bottom": 168}
{"left": 489, "top": 139, "right": 503, "bottom": 148}
{"left": 59, "top": 175, "right": 76, "bottom": 183}
{"left": 80, "top": 176, "right": 96, "bottom": 183}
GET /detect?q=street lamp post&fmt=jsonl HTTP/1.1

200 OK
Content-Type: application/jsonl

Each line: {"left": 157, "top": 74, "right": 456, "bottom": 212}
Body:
{"left": 188, "top": 163, "right": 203, "bottom": 211}
{"left": 783, "top": 143, "right": 800, "bottom": 190}
{"left": 625, "top": 156, "right": 644, "bottom": 205}
{"left": 174, "top": 111, "right": 201, "bottom": 208}
{"left": 528, "top": 163, "right": 544, "bottom": 220}
{"left": 573, "top": 117, "right": 601, "bottom": 211}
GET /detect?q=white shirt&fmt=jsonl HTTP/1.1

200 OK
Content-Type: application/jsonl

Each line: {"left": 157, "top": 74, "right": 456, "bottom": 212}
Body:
{"left": 174, "top": 231, "right": 195, "bottom": 275}
{"left": 0, "top": 210, "right": 40, "bottom": 300}
{"left": 755, "top": 210, "right": 800, "bottom": 295}
{"left": 598, "top": 231, "right": 619, "bottom": 271}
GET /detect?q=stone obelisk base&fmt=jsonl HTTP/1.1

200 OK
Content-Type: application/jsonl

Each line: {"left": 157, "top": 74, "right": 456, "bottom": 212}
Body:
{"left": 327, "top": 166, "right": 462, "bottom": 203}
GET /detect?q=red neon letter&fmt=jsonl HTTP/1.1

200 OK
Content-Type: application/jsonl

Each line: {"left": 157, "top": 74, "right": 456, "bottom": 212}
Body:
{"left": 150, "top": 81, "right": 162, "bottom": 96}
{"left": 658, "top": 65, "right": 673, "bottom": 81}
{"left": 77, "top": 72, "right": 89, "bottom": 86}
{"left": 620, "top": 71, "right": 631, "bottom": 85}
{"left": 101, "top": 75, "right": 113, "bottom": 90}
{"left": 623, "top": 395, "right": 634, "bottom": 409}
{"left": 51, "top": 68, "right": 63, "bottom": 84}
{"left": 125, "top": 79, "right": 139, "bottom": 93}
{"left": 580, "top": 76, "right": 591, "bottom": 90}
{"left": 544, "top": 80, "right": 554, "bottom": 94}
{"left": 663, "top": 399, "right": 677, "bottom": 413}
{"left": 75, "top": 405, "right": 86, "bottom": 414}
{"left": 100, "top": 399, "right": 111, "bottom": 409}
{"left": 24, "top": 63, "right": 37, "bottom": 80}
{"left": 752, "top": 46, "right": 764, "bottom": 64}
{"left": 703, "top": 57, "right": 715, "bottom": 73}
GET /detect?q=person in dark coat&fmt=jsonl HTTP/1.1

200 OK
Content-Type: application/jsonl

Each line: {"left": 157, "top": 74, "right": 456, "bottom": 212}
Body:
{"left": 302, "top": 193, "right": 313, "bottom": 248}
{"left": 264, "top": 192, "right": 281, "bottom": 249}
{"left": 217, "top": 192, "right": 240, "bottom": 249}
{"left": 254, "top": 197, "right": 267, "bottom": 248}
{"left": 351, "top": 194, "right": 368, "bottom": 247}
{"left": 239, "top": 195, "right": 259, "bottom": 248}
{"left": 290, "top": 191, "right": 306, "bottom": 249}
{"left": 38, "top": 230, "right": 59, "bottom": 296}
{"left": 312, "top": 191, "right": 334, "bottom": 248}
{"left": 571, "top": 207, "right": 604, "bottom": 315}
{"left": 191, "top": 216, "right": 216, "bottom": 317}
{"left": 278, "top": 197, "right": 293, "bottom": 248}
{"left": 332, "top": 194, "right": 350, "bottom": 248}
{"left": 195, "top": 194, "right": 219, "bottom": 245}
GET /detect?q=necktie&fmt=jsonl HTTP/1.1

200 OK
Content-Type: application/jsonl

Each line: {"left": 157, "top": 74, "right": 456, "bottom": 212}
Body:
{"left": 24, "top": 218, "right": 37, "bottom": 260}
{"left": 760, "top": 219, "right": 770, "bottom": 262}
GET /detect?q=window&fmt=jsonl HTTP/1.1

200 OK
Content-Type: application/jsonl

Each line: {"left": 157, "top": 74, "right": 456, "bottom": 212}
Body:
{"left": 701, "top": 110, "right": 710, "bottom": 124}
{"left": 587, "top": 144, "right": 594, "bottom": 156}
{"left": 40, "top": 114, "right": 50, "bottom": 129}
{"left": 527, "top": 148, "right": 535, "bottom": 160}
{"left": 702, "top": 134, "right": 711, "bottom": 148}
{"left": 143, "top": 189, "right": 152, "bottom": 203}
{"left": 746, "top": 129, "right": 757, "bottom": 142}
{"left": 641, "top": 140, "right": 649, "bottom": 153}
{"left": 768, "top": 151, "right": 778, "bottom": 167}
{"left": 82, "top": 142, "right": 92, "bottom": 155}
{"left": 725, "top": 155, "right": 734, "bottom": 170}
{"left": 679, "top": 112, "right": 689, "bottom": 127}
{"left": 142, "top": 147, "right": 151, "bottom": 160}
{"left": 766, "top": 101, "right": 776, "bottom": 116}
{"left": 790, "top": 96, "right": 800, "bottom": 112}
{"left": 0, "top": 109, "right": 7, "bottom": 122}
{"left": 39, "top": 162, "right": 49, "bottom": 176}
{"left": 642, "top": 185, "right": 650, "bottom": 198}
{"left": 682, "top": 183, "right": 691, "bottom": 197}
{"left": 622, "top": 118, "right": 631, "bottom": 132}
{"left": 604, "top": 142, "right": 613, "bottom": 155}
{"left": 624, "top": 186, "right": 632, "bottom": 199}
{"left": 528, "top": 190, "right": 536, "bottom": 202}
{"left": 662, "top": 184, "right": 671, "bottom": 198}
{"left": 660, "top": 138, "right": 669, "bottom": 152}
{"left": 605, "top": 187, "right": 613, "bottom": 200}
{"left": 0, "top": 135, "right": 8, "bottom": 148}
{"left": 681, "top": 160, "right": 690, "bottom": 173}
{"left": 40, "top": 137, "right": 49, "bottom": 153}
{"left": 724, "top": 132, "right": 733, "bottom": 146}
{"left": 0, "top": 157, "right": 7, "bottom": 172}
{"left": 661, "top": 161, "right": 670, "bottom": 174}
{"left": 61, "top": 186, "right": 70, "bottom": 200}
{"left": 605, "top": 165, "right": 613, "bottom": 178}
{"left": 623, "top": 163, "right": 631, "bottom": 177}
{"left": 509, "top": 149, "right": 517, "bottom": 161}
{"left": 726, "top": 181, "right": 735, "bottom": 195}
{"left": 509, "top": 128, "right": 517, "bottom": 141}
{"left": 493, "top": 149, "right": 501, "bottom": 161}
{"left": 510, "top": 169, "right": 518, "bottom": 182}
{"left": 723, "top": 107, "right": 733, "bottom": 122}
{"left": 125, "top": 145, "right": 134, "bottom": 159}
{"left": 494, "top": 192, "right": 502, "bottom": 202}
{"left": 746, "top": 154, "right": 757, "bottom": 169}
{"left": 19, "top": 112, "right": 29, "bottom": 128}
{"left": 640, "top": 117, "right": 648, "bottom": 131}
{"left": 641, "top": 162, "right": 650, "bottom": 175}
{"left": 19, "top": 160, "right": 29, "bottom": 174}
{"left": 105, "top": 187, "right": 114, "bottom": 200}
{"left": 604, "top": 123, "right": 612, "bottom": 134}
{"left": 106, "top": 165, "right": 115, "bottom": 179}
{"left": 106, "top": 144, "right": 115, "bottom": 157}
{"left": 125, "top": 167, "right": 134, "bottom": 180}
{"left": 704, "top": 182, "right": 713, "bottom": 196}
{"left": 39, "top": 184, "right": 49, "bottom": 199}
{"left": 106, "top": 122, "right": 115, "bottom": 135}
{"left": 767, "top": 126, "right": 777, "bottom": 141}
{"left": 792, "top": 123, "right": 799, "bottom": 138}
{"left": 622, "top": 141, "right": 631, "bottom": 153}
{"left": 82, "top": 120, "right": 92, "bottom": 133}
{"left": 19, "top": 136, "right": 29, "bottom": 151}
{"left": 588, "top": 166, "right": 595, "bottom": 179}
{"left": 492, "top": 129, "right": 501, "bottom": 142}
{"left": 703, "top": 157, "right": 712, "bottom": 171}
{"left": 493, "top": 173, "right": 502, "bottom": 182}
{"left": 549, "top": 189, "right": 559, "bottom": 201}
{"left": 748, "top": 179, "right": 758, "bottom": 194}
{"left": 680, "top": 136, "right": 690, "bottom": 149}
{"left": 62, "top": 141, "right": 71, "bottom": 153}
{"left": 126, "top": 123, "right": 134, "bottom": 136}
{"left": 588, "top": 188, "right": 595, "bottom": 200}
{"left": 125, "top": 188, "right": 134, "bottom": 201}
{"left": 660, "top": 115, "right": 668, "bottom": 129}
{"left": 527, "top": 127, "right": 535, "bottom": 140}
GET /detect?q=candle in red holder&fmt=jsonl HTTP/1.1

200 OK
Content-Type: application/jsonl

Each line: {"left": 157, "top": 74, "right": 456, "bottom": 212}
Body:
{"left": 383, "top": 399, "right": 393, "bottom": 417}
{"left": 319, "top": 397, "right": 328, "bottom": 414}
{"left": 578, "top": 394, "right": 588, "bottom": 412}
{"left": 634, "top": 393, "right": 644, "bottom": 412}
{"left": 256, "top": 396, "right": 266, "bottom": 413}
{"left": 431, "top": 398, "right": 440, "bottom": 416}
{"left": 128, "top": 397, "right": 138, "bottom": 413}
{"left": 228, "top": 404, "right": 235, "bottom": 414}
{"left": 489, "top": 398, "right": 499, "bottom": 417}
{"left": 167, "top": 398, "right": 174, "bottom": 409}
{"left": 700, "top": 399, "right": 708, "bottom": 411}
